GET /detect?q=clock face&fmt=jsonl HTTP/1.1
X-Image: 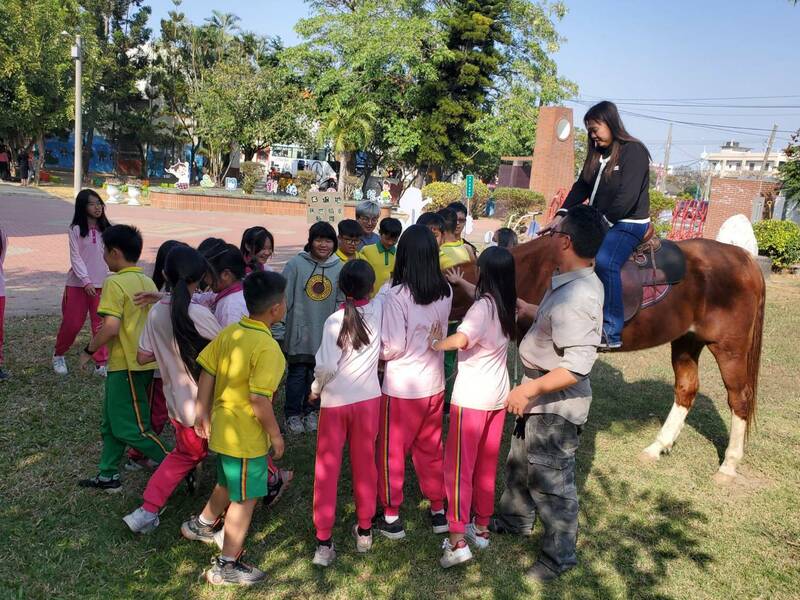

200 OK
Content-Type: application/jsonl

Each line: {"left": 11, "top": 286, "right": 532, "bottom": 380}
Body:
{"left": 556, "top": 118, "right": 571, "bottom": 141}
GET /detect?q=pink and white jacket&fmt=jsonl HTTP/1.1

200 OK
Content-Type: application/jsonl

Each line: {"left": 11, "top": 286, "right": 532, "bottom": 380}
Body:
{"left": 380, "top": 283, "right": 452, "bottom": 399}
{"left": 65, "top": 225, "right": 109, "bottom": 288}
{"left": 310, "top": 296, "right": 385, "bottom": 408}
{"left": 193, "top": 282, "right": 248, "bottom": 327}
{"left": 0, "top": 227, "right": 7, "bottom": 297}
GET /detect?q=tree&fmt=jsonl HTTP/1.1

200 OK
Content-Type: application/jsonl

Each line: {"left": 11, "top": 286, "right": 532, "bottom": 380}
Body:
{"left": 319, "top": 96, "right": 379, "bottom": 191}
{"left": 0, "top": 0, "right": 81, "bottom": 182}
{"left": 778, "top": 129, "right": 800, "bottom": 210}
{"left": 573, "top": 126, "right": 587, "bottom": 177}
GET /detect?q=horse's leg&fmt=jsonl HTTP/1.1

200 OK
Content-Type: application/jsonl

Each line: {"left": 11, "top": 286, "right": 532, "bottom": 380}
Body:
{"left": 706, "top": 341, "right": 751, "bottom": 483}
{"left": 641, "top": 335, "right": 704, "bottom": 461}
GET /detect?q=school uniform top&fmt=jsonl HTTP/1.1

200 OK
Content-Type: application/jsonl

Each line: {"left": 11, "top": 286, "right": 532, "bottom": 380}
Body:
{"left": 97, "top": 267, "right": 158, "bottom": 372}
{"left": 197, "top": 317, "right": 285, "bottom": 458}
{"left": 65, "top": 225, "right": 109, "bottom": 288}
{"left": 518, "top": 266, "right": 603, "bottom": 425}
{"left": 439, "top": 240, "right": 473, "bottom": 271}
{"left": 194, "top": 284, "right": 248, "bottom": 328}
{"left": 559, "top": 141, "right": 651, "bottom": 225}
{"left": 335, "top": 249, "right": 364, "bottom": 262}
{"left": 138, "top": 299, "right": 222, "bottom": 427}
{"left": 380, "top": 284, "right": 452, "bottom": 399}
{"left": 310, "top": 296, "right": 385, "bottom": 408}
{"left": 360, "top": 242, "right": 396, "bottom": 297}
{"left": 358, "top": 231, "right": 381, "bottom": 250}
{"left": 0, "top": 228, "right": 7, "bottom": 297}
{"left": 451, "top": 296, "right": 510, "bottom": 411}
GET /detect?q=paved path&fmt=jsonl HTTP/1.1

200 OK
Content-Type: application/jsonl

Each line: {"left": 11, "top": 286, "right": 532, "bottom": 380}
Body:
{"left": 0, "top": 183, "right": 501, "bottom": 316}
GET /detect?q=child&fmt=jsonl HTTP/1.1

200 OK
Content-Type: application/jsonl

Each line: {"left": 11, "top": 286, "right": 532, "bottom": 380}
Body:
{"left": 356, "top": 200, "right": 381, "bottom": 249}
{"left": 447, "top": 201, "right": 478, "bottom": 261}
{"left": 493, "top": 227, "right": 518, "bottom": 249}
{"left": 309, "top": 259, "right": 384, "bottom": 567}
{"left": 335, "top": 219, "right": 364, "bottom": 262}
{"left": 78, "top": 225, "right": 168, "bottom": 492}
{"left": 417, "top": 212, "right": 445, "bottom": 247}
{"left": 281, "top": 222, "right": 344, "bottom": 434}
{"left": 376, "top": 224, "right": 452, "bottom": 539}
{"left": 492, "top": 205, "right": 605, "bottom": 583}
{"left": 241, "top": 226, "right": 274, "bottom": 273}
{"left": 53, "top": 189, "right": 111, "bottom": 377}
{"left": 360, "top": 217, "right": 401, "bottom": 297}
{"left": 429, "top": 246, "right": 517, "bottom": 567}
{"left": 379, "top": 179, "right": 392, "bottom": 204}
{"left": 123, "top": 246, "right": 222, "bottom": 533}
{"left": 0, "top": 224, "right": 7, "bottom": 381}
{"left": 183, "top": 270, "right": 287, "bottom": 587}
{"left": 198, "top": 244, "right": 249, "bottom": 327}
{"left": 437, "top": 208, "right": 473, "bottom": 270}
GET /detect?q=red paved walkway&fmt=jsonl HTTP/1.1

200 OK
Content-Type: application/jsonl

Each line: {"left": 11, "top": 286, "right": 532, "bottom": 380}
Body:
{"left": 0, "top": 183, "right": 501, "bottom": 316}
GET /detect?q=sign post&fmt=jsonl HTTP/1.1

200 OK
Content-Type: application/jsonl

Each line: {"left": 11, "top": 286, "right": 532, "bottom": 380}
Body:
{"left": 306, "top": 190, "right": 345, "bottom": 225}
{"left": 465, "top": 174, "right": 475, "bottom": 218}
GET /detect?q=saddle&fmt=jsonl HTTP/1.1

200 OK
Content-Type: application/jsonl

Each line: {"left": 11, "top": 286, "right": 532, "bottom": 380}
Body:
{"left": 621, "top": 223, "right": 686, "bottom": 322}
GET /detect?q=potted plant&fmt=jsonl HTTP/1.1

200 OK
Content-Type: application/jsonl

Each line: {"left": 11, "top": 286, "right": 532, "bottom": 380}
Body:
{"left": 127, "top": 178, "right": 142, "bottom": 206}
{"left": 105, "top": 178, "right": 123, "bottom": 204}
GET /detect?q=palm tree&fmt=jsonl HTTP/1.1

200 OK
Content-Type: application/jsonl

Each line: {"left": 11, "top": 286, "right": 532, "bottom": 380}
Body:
{"left": 205, "top": 10, "right": 241, "bottom": 59}
{"left": 319, "top": 97, "right": 379, "bottom": 192}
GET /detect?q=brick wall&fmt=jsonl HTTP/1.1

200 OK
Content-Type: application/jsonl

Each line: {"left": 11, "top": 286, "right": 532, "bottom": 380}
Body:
{"left": 149, "top": 190, "right": 392, "bottom": 221}
{"left": 705, "top": 178, "right": 779, "bottom": 239}
{"left": 530, "top": 106, "right": 575, "bottom": 203}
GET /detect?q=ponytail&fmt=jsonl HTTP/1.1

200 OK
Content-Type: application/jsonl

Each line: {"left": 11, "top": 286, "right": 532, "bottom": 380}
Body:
{"left": 165, "top": 246, "right": 213, "bottom": 380}
{"left": 336, "top": 259, "right": 376, "bottom": 352}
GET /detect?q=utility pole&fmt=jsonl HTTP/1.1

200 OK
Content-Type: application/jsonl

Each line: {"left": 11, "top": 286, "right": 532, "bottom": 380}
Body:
{"left": 72, "top": 35, "right": 83, "bottom": 197}
{"left": 660, "top": 123, "right": 672, "bottom": 193}
{"left": 755, "top": 124, "right": 778, "bottom": 219}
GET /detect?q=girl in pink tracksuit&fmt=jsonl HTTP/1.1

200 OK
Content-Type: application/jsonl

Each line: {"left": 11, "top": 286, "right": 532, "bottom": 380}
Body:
{"left": 430, "top": 246, "right": 517, "bottom": 568}
{"left": 53, "top": 189, "right": 110, "bottom": 376}
{"left": 375, "top": 224, "right": 452, "bottom": 540}
{"left": 309, "top": 259, "right": 385, "bottom": 567}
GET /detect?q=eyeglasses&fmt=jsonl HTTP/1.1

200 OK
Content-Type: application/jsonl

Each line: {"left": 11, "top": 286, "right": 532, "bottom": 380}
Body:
{"left": 358, "top": 216, "right": 379, "bottom": 225}
{"left": 545, "top": 228, "right": 571, "bottom": 240}
{"left": 340, "top": 237, "right": 361, "bottom": 245}
{"left": 456, "top": 218, "right": 467, "bottom": 224}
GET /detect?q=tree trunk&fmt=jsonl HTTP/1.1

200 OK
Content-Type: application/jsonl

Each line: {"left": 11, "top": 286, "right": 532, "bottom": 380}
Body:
{"left": 337, "top": 151, "right": 348, "bottom": 192}
{"left": 34, "top": 133, "right": 45, "bottom": 186}
{"left": 244, "top": 145, "right": 255, "bottom": 162}
{"left": 83, "top": 128, "right": 94, "bottom": 179}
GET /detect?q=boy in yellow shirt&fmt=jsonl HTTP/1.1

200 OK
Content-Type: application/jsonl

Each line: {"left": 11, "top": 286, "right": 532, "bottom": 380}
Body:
{"left": 183, "top": 270, "right": 287, "bottom": 587}
{"left": 335, "top": 219, "right": 364, "bottom": 263}
{"left": 437, "top": 207, "right": 473, "bottom": 270}
{"left": 78, "top": 225, "right": 166, "bottom": 492}
{"left": 360, "top": 217, "right": 402, "bottom": 296}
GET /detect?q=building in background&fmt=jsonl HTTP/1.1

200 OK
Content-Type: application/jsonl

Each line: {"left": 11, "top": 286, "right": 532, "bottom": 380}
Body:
{"left": 702, "top": 141, "right": 787, "bottom": 178}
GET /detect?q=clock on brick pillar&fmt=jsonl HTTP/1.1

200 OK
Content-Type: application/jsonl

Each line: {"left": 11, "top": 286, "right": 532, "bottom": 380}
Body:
{"left": 529, "top": 107, "right": 575, "bottom": 204}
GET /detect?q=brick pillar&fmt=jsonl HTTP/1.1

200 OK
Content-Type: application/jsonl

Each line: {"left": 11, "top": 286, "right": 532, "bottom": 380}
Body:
{"left": 705, "top": 177, "right": 778, "bottom": 239}
{"left": 529, "top": 107, "right": 575, "bottom": 203}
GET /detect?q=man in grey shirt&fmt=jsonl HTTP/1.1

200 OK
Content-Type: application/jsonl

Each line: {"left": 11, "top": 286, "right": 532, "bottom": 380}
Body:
{"left": 490, "top": 204, "right": 606, "bottom": 582}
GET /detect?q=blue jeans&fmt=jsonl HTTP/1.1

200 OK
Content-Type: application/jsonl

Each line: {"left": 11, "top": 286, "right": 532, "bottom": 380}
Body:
{"left": 595, "top": 221, "right": 650, "bottom": 344}
{"left": 285, "top": 362, "right": 315, "bottom": 418}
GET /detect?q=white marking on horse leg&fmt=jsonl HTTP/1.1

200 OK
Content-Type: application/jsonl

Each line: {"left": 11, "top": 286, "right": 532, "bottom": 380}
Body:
{"left": 718, "top": 414, "right": 747, "bottom": 478}
{"left": 641, "top": 403, "right": 689, "bottom": 459}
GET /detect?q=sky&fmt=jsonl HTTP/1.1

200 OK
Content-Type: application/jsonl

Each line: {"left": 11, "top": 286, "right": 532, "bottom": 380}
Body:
{"left": 147, "top": 0, "right": 800, "bottom": 166}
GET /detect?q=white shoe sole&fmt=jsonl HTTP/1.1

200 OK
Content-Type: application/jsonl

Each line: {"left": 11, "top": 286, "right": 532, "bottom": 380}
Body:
{"left": 440, "top": 550, "right": 473, "bottom": 568}
{"left": 432, "top": 524, "right": 449, "bottom": 534}
{"left": 352, "top": 525, "right": 373, "bottom": 553}
{"left": 377, "top": 528, "right": 406, "bottom": 540}
{"left": 123, "top": 513, "right": 159, "bottom": 534}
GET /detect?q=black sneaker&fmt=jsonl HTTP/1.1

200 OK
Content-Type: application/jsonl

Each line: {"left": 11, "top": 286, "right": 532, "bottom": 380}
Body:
{"left": 431, "top": 511, "right": 449, "bottom": 534}
{"left": 78, "top": 475, "right": 121, "bottom": 493}
{"left": 263, "top": 470, "right": 293, "bottom": 509}
{"left": 181, "top": 516, "right": 224, "bottom": 547}
{"left": 204, "top": 555, "right": 267, "bottom": 586}
{"left": 184, "top": 470, "right": 196, "bottom": 495}
{"left": 374, "top": 514, "right": 406, "bottom": 540}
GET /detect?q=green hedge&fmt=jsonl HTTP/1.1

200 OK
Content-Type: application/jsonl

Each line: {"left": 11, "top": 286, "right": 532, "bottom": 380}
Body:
{"left": 421, "top": 180, "right": 490, "bottom": 216}
{"left": 753, "top": 219, "right": 800, "bottom": 268}
{"left": 492, "top": 187, "right": 545, "bottom": 218}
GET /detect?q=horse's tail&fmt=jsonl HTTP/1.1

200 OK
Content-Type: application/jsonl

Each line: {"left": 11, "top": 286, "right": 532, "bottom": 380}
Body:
{"left": 744, "top": 265, "right": 766, "bottom": 437}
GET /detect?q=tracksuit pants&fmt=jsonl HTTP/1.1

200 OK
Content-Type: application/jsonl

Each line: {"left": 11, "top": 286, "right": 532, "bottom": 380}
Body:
{"left": 54, "top": 286, "right": 108, "bottom": 365}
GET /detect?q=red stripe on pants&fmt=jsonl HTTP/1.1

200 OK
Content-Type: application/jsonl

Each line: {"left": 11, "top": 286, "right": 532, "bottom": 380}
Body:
{"left": 129, "top": 377, "right": 169, "bottom": 461}
{"left": 313, "top": 398, "right": 380, "bottom": 540}
{"left": 444, "top": 406, "right": 505, "bottom": 534}
{"left": 377, "top": 392, "right": 446, "bottom": 517}
{"left": 54, "top": 286, "right": 108, "bottom": 363}
{"left": 142, "top": 419, "right": 208, "bottom": 513}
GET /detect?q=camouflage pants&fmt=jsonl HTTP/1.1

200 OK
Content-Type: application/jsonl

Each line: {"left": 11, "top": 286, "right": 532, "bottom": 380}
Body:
{"left": 494, "top": 413, "right": 581, "bottom": 573}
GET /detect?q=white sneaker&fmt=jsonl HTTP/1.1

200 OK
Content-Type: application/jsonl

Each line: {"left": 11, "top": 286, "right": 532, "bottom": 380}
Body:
{"left": 312, "top": 543, "right": 336, "bottom": 567}
{"left": 352, "top": 524, "right": 373, "bottom": 553}
{"left": 286, "top": 416, "right": 305, "bottom": 435}
{"left": 440, "top": 538, "right": 473, "bottom": 568}
{"left": 52, "top": 355, "right": 68, "bottom": 375}
{"left": 123, "top": 458, "right": 159, "bottom": 472}
{"left": 94, "top": 365, "right": 107, "bottom": 378}
{"left": 465, "top": 522, "right": 490, "bottom": 550}
{"left": 123, "top": 507, "right": 160, "bottom": 534}
{"left": 303, "top": 412, "right": 318, "bottom": 433}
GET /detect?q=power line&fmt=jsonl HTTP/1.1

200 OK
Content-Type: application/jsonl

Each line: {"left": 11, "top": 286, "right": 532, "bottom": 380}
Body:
{"left": 578, "top": 94, "right": 800, "bottom": 102}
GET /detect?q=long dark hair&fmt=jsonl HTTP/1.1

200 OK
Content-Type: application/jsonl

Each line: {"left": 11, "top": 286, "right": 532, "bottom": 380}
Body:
{"left": 240, "top": 226, "right": 274, "bottom": 272}
{"left": 152, "top": 240, "right": 188, "bottom": 291}
{"left": 581, "top": 101, "right": 650, "bottom": 182}
{"left": 475, "top": 246, "right": 517, "bottom": 339}
{"left": 71, "top": 189, "right": 111, "bottom": 237}
{"left": 392, "top": 224, "right": 450, "bottom": 305}
{"left": 336, "top": 260, "right": 375, "bottom": 352}
{"left": 165, "top": 246, "right": 212, "bottom": 380}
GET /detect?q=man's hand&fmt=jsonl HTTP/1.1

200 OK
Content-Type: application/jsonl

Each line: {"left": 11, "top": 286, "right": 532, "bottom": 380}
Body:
{"left": 84, "top": 285, "right": 97, "bottom": 297}
{"left": 194, "top": 414, "right": 211, "bottom": 439}
{"left": 271, "top": 434, "right": 285, "bottom": 460}
{"left": 539, "top": 214, "right": 564, "bottom": 236}
{"left": 79, "top": 348, "right": 93, "bottom": 370}
{"left": 133, "top": 291, "right": 163, "bottom": 306}
{"left": 505, "top": 385, "right": 533, "bottom": 416}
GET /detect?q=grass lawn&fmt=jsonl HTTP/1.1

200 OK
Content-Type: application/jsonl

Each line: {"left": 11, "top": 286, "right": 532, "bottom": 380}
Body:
{"left": 1, "top": 277, "right": 798, "bottom": 599}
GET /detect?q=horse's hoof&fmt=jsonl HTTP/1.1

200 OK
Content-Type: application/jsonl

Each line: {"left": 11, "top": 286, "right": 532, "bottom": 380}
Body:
{"left": 638, "top": 448, "right": 661, "bottom": 464}
{"left": 712, "top": 470, "right": 737, "bottom": 486}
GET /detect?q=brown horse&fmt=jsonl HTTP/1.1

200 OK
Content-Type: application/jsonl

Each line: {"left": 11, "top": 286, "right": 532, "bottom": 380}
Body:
{"left": 451, "top": 234, "right": 765, "bottom": 482}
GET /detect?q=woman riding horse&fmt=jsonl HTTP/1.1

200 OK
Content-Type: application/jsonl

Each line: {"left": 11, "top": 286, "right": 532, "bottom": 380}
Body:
{"left": 550, "top": 101, "right": 651, "bottom": 349}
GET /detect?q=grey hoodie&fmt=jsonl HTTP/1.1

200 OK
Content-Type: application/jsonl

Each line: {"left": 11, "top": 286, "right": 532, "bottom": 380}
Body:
{"left": 278, "top": 251, "right": 344, "bottom": 362}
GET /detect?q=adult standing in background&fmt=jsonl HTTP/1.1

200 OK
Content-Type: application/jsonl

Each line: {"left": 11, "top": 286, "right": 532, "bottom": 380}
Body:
{"left": 0, "top": 146, "right": 9, "bottom": 181}
{"left": 17, "top": 148, "right": 29, "bottom": 187}
{"left": 550, "top": 101, "right": 651, "bottom": 349}
{"left": 356, "top": 200, "right": 381, "bottom": 249}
